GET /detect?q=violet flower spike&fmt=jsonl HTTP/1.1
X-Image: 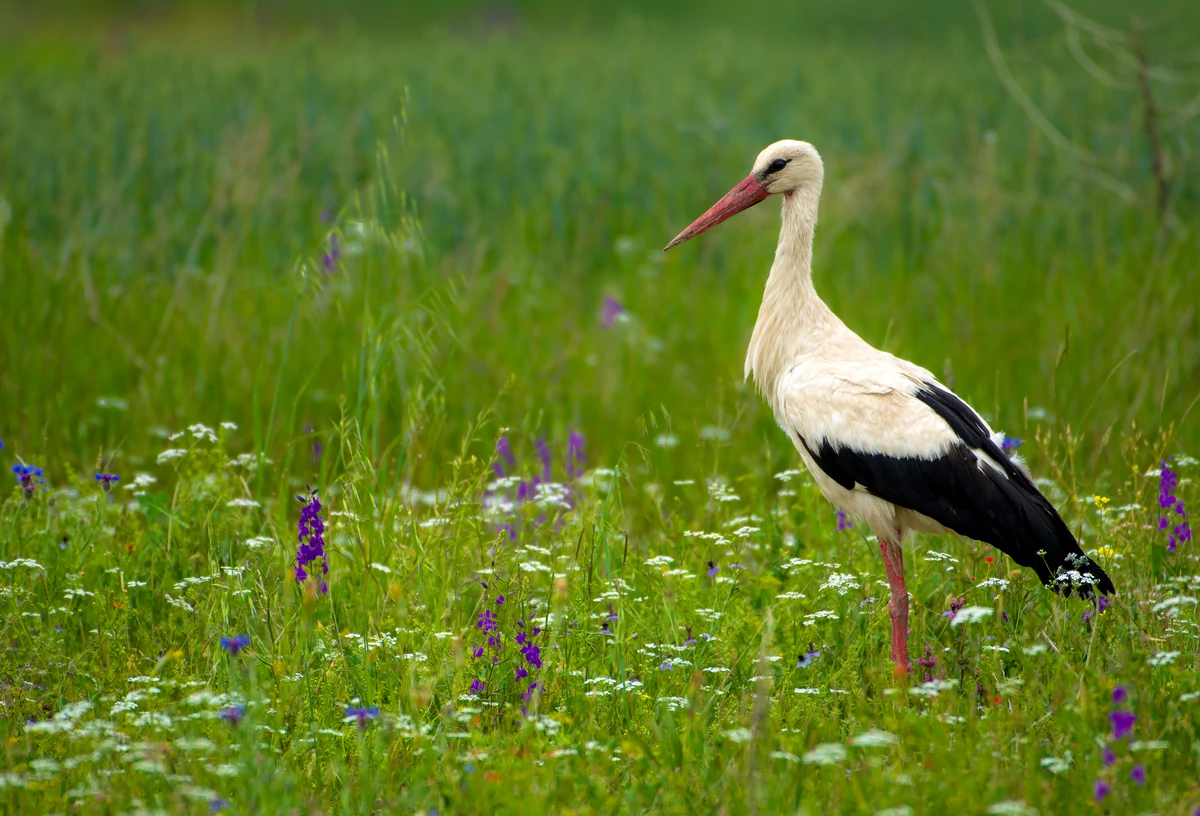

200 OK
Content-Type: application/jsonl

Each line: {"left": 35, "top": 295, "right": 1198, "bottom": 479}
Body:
{"left": 219, "top": 634, "right": 250, "bottom": 656}
{"left": 706, "top": 561, "right": 719, "bottom": 578}
{"left": 566, "top": 430, "right": 586, "bottom": 480}
{"left": 295, "top": 488, "right": 328, "bottom": 593}
{"left": 1109, "top": 709, "right": 1136, "bottom": 740}
{"left": 1093, "top": 779, "right": 1110, "bottom": 802}
{"left": 836, "top": 509, "right": 852, "bottom": 532}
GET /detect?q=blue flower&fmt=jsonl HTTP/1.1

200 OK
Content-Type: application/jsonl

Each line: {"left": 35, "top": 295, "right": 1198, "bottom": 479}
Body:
{"left": 219, "top": 634, "right": 250, "bottom": 657}
{"left": 12, "top": 464, "right": 47, "bottom": 498}
{"left": 796, "top": 647, "right": 820, "bottom": 668}
{"left": 1001, "top": 436, "right": 1022, "bottom": 454}
{"left": 94, "top": 472, "right": 120, "bottom": 491}
{"left": 344, "top": 705, "right": 379, "bottom": 729}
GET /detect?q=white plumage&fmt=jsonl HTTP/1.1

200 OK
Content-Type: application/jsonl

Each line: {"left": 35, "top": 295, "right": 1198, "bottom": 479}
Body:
{"left": 666, "top": 139, "right": 1113, "bottom": 673}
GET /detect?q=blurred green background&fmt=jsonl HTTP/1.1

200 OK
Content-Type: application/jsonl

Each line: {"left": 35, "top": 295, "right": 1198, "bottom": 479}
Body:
{"left": 1, "top": 0, "right": 1197, "bottom": 486}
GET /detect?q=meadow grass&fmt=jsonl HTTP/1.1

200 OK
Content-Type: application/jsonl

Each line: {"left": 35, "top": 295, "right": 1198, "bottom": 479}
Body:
{"left": 1, "top": 2, "right": 1199, "bottom": 813}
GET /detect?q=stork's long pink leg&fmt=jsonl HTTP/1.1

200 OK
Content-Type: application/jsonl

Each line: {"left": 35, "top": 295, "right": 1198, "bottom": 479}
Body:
{"left": 878, "top": 536, "right": 909, "bottom": 674}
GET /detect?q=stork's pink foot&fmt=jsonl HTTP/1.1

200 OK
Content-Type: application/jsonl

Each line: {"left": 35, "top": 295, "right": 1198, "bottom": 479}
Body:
{"left": 878, "top": 537, "right": 910, "bottom": 675}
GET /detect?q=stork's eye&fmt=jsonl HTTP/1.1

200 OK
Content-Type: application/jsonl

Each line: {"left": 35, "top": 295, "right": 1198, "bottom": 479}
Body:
{"left": 766, "top": 158, "right": 790, "bottom": 174}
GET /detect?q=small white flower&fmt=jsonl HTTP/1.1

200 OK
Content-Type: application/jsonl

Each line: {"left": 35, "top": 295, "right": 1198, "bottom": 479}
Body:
{"left": 819, "top": 572, "right": 860, "bottom": 596}
{"left": 950, "top": 606, "right": 994, "bottom": 627}
{"left": 226, "top": 498, "right": 260, "bottom": 509}
{"left": 654, "top": 433, "right": 680, "bottom": 449}
{"left": 977, "top": 577, "right": 1010, "bottom": 590}
{"left": 1148, "top": 650, "right": 1181, "bottom": 667}
{"left": 802, "top": 743, "right": 846, "bottom": 766}
{"left": 849, "top": 729, "right": 898, "bottom": 747}
{"left": 370, "top": 563, "right": 392, "bottom": 573}
{"left": 188, "top": 424, "right": 217, "bottom": 442}
{"left": 156, "top": 449, "right": 187, "bottom": 464}
{"left": 699, "top": 426, "right": 731, "bottom": 442}
{"left": 723, "top": 727, "right": 752, "bottom": 743}
{"left": 220, "top": 422, "right": 238, "bottom": 430}
{"left": 644, "top": 555, "right": 675, "bottom": 567}
{"left": 986, "top": 801, "right": 1038, "bottom": 816}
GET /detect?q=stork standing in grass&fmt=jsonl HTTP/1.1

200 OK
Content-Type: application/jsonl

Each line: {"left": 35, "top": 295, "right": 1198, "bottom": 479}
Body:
{"left": 665, "top": 140, "right": 1114, "bottom": 673}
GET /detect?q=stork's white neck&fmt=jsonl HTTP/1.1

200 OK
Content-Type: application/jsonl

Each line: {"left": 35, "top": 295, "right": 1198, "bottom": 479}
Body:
{"left": 744, "top": 185, "right": 844, "bottom": 411}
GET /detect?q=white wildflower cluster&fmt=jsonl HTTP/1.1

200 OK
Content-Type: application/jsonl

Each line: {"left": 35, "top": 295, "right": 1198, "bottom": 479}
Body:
{"left": 802, "top": 743, "right": 847, "bottom": 765}
{"left": 156, "top": 449, "right": 187, "bottom": 464}
{"left": 227, "top": 498, "right": 260, "bottom": 509}
{"left": 123, "top": 473, "right": 157, "bottom": 492}
{"left": 532, "top": 482, "right": 572, "bottom": 510}
{"left": 909, "top": 678, "right": 959, "bottom": 697}
{"left": 781, "top": 558, "right": 841, "bottom": 572}
{"left": 773, "top": 469, "right": 803, "bottom": 482}
{"left": 653, "top": 434, "right": 679, "bottom": 449}
{"left": 1148, "top": 651, "right": 1181, "bottom": 667}
{"left": 699, "top": 426, "right": 731, "bottom": 442}
{"left": 0, "top": 559, "right": 44, "bottom": 571}
{"left": 950, "top": 606, "right": 994, "bottom": 627}
{"left": 706, "top": 477, "right": 740, "bottom": 503}
{"left": 644, "top": 555, "right": 674, "bottom": 567}
{"left": 164, "top": 594, "right": 195, "bottom": 613}
{"left": 802, "top": 610, "right": 838, "bottom": 626}
{"left": 977, "top": 577, "right": 1011, "bottom": 591}
{"left": 694, "top": 608, "right": 723, "bottom": 621}
{"left": 925, "top": 551, "right": 959, "bottom": 563}
{"left": 226, "top": 453, "right": 272, "bottom": 470}
{"left": 723, "top": 727, "right": 752, "bottom": 743}
{"left": 775, "top": 591, "right": 806, "bottom": 600}
{"left": 819, "top": 572, "right": 860, "bottom": 595}
{"left": 730, "top": 526, "right": 760, "bottom": 539}
{"left": 849, "top": 729, "right": 898, "bottom": 747}
{"left": 683, "top": 530, "right": 731, "bottom": 546}
{"left": 173, "top": 575, "right": 215, "bottom": 591}
{"left": 1152, "top": 595, "right": 1197, "bottom": 614}
{"left": 657, "top": 696, "right": 689, "bottom": 711}
{"left": 243, "top": 536, "right": 274, "bottom": 550}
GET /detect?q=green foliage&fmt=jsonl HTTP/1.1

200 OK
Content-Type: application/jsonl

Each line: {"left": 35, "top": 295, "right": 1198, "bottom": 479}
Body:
{"left": 0, "top": 2, "right": 1198, "bottom": 813}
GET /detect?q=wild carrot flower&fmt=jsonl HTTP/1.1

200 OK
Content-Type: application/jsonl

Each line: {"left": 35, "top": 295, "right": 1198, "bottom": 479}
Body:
{"left": 1093, "top": 779, "right": 1110, "bottom": 802}
{"left": 94, "top": 472, "right": 120, "bottom": 491}
{"left": 219, "top": 634, "right": 250, "bottom": 656}
{"left": 12, "top": 464, "right": 47, "bottom": 498}
{"left": 836, "top": 510, "right": 852, "bottom": 532}
{"left": 601, "top": 296, "right": 624, "bottom": 328}
{"left": 344, "top": 705, "right": 379, "bottom": 729}
{"left": 295, "top": 488, "right": 327, "bottom": 594}
{"left": 1109, "top": 709, "right": 1136, "bottom": 740}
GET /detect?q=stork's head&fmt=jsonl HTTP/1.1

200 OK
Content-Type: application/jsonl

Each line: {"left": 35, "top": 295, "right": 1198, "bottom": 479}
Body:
{"left": 664, "top": 140, "right": 823, "bottom": 250}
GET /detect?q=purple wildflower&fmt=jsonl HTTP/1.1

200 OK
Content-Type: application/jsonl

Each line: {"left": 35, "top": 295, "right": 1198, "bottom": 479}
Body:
{"left": 1109, "top": 709, "right": 1136, "bottom": 740}
{"left": 12, "top": 464, "right": 47, "bottom": 498}
{"left": 520, "top": 681, "right": 539, "bottom": 703}
{"left": 796, "top": 646, "right": 820, "bottom": 668}
{"left": 707, "top": 561, "right": 719, "bottom": 578}
{"left": 1098, "top": 596, "right": 1111, "bottom": 614}
{"left": 219, "top": 634, "right": 250, "bottom": 656}
{"left": 322, "top": 234, "right": 341, "bottom": 275}
{"left": 535, "top": 437, "right": 552, "bottom": 481}
{"left": 1001, "top": 436, "right": 1021, "bottom": 454}
{"left": 210, "top": 799, "right": 229, "bottom": 813}
{"left": 1112, "top": 685, "right": 1128, "bottom": 704}
{"left": 1102, "top": 745, "right": 1116, "bottom": 767}
{"left": 683, "top": 626, "right": 697, "bottom": 646}
{"left": 566, "top": 431, "right": 586, "bottom": 480}
{"left": 1160, "top": 462, "right": 1192, "bottom": 552}
{"left": 942, "top": 597, "right": 966, "bottom": 621}
{"left": 94, "top": 472, "right": 120, "bottom": 491}
{"left": 601, "top": 296, "right": 624, "bottom": 328}
{"left": 1131, "top": 764, "right": 1145, "bottom": 785}
{"left": 916, "top": 644, "right": 937, "bottom": 681}
{"left": 469, "top": 678, "right": 484, "bottom": 695}
{"left": 494, "top": 436, "right": 516, "bottom": 478}
{"left": 605, "top": 603, "right": 618, "bottom": 622}
{"left": 836, "top": 509, "right": 852, "bottom": 532}
{"left": 476, "top": 608, "right": 498, "bottom": 634}
{"left": 1094, "top": 778, "right": 1110, "bottom": 802}
{"left": 495, "top": 595, "right": 505, "bottom": 607}
{"left": 295, "top": 488, "right": 328, "bottom": 593}
{"left": 1082, "top": 608, "right": 1094, "bottom": 625}
{"left": 219, "top": 705, "right": 245, "bottom": 725}
{"left": 471, "top": 645, "right": 484, "bottom": 660}
{"left": 515, "top": 666, "right": 529, "bottom": 680}
{"left": 521, "top": 641, "right": 542, "bottom": 669}
{"left": 344, "top": 705, "right": 379, "bottom": 729}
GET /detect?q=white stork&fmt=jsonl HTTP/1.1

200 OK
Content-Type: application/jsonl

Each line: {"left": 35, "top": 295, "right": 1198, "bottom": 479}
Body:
{"left": 665, "top": 140, "right": 1114, "bottom": 673}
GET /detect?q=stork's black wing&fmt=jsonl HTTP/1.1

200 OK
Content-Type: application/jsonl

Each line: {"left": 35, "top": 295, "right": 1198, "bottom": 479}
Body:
{"left": 799, "top": 383, "right": 1114, "bottom": 598}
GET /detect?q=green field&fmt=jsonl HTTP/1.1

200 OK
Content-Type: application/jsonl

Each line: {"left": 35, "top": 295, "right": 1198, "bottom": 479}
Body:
{"left": 1, "top": 1, "right": 1198, "bottom": 812}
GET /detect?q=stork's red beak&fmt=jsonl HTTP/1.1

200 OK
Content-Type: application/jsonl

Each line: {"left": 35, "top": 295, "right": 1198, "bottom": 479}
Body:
{"left": 664, "top": 173, "right": 770, "bottom": 250}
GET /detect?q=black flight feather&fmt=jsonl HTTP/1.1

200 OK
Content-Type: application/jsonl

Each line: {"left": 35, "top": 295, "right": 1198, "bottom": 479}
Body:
{"left": 797, "top": 384, "right": 1114, "bottom": 598}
